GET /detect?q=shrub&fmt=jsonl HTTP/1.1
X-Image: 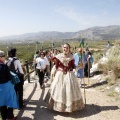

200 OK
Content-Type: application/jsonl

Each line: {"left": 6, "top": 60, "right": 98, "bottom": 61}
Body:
{"left": 93, "top": 52, "right": 103, "bottom": 63}
{"left": 107, "top": 45, "right": 120, "bottom": 79}
{"left": 108, "top": 72, "right": 116, "bottom": 85}
{"left": 105, "top": 77, "right": 110, "bottom": 82}
{"left": 98, "top": 63, "right": 108, "bottom": 74}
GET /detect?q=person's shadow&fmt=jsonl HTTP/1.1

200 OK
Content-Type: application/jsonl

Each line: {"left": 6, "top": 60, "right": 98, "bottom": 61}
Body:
{"left": 66, "top": 104, "right": 119, "bottom": 119}
{"left": 44, "top": 104, "right": 119, "bottom": 119}
{"left": 16, "top": 83, "right": 55, "bottom": 120}
{"left": 16, "top": 82, "right": 119, "bottom": 120}
{"left": 32, "top": 103, "right": 119, "bottom": 119}
{"left": 32, "top": 85, "right": 55, "bottom": 120}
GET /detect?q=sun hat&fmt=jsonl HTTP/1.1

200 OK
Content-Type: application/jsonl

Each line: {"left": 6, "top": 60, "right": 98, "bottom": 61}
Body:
{"left": 0, "top": 50, "right": 5, "bottom": 57}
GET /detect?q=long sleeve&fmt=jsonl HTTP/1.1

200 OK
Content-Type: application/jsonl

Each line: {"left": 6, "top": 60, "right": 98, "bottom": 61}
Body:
{"left": 74, "top": 53, "right": 79, "bottom": 66}
{"left": 71, "top": 59, "right": 75, "bottom": 69}
{"left": 55, "top": 58, "right": 59, "bottom": 69}
{"left": 14, "top": 60, "right": 24, "bottom": 74}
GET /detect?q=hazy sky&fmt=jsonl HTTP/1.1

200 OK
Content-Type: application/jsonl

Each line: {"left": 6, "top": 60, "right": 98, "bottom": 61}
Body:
{"left": 0, "top": 0, "right": 120, "bottom": 37}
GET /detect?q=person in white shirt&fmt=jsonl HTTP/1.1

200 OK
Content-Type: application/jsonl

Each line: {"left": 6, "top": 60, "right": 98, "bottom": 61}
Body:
{"left": 106, "top": 41, "right": 110, "bottom": 49}
{"left": 35, "top": 51, "right": 48, "bottom": 89}
{"left": 7, "top": 48, "right": 24, "bottom": 109}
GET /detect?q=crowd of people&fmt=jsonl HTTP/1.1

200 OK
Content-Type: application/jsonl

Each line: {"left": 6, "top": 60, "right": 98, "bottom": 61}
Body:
{"left": 0, "top": 42, "right": 93, "bottom": 119}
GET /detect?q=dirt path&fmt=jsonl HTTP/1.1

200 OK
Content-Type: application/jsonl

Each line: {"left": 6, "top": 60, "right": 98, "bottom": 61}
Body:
{"left": 14, "top": 78, "right": 120, "bottom": 120}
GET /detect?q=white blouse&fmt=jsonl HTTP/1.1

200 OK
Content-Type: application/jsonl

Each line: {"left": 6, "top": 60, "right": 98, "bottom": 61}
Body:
{"left": 36, "top": 57, "right": 47, "bottom": 70}
{"left": 8, "top": 57, "right": 24, "bottom": 74}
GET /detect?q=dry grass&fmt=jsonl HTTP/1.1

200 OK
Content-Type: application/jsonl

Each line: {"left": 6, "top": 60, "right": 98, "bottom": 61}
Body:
{"left": 107, "top": 45, "right": 120, "bottom": 80}
{"left": 98, "top": 63, "right": 108, "bottom": 74}
{"left": 97, "top": 43, "right": 120, "bottom": 84}
{"left": 93, "top": 52, "right": 103, "bottom": 63}
{"left": 107, "top": 91, "right": 118, "bottom": 97}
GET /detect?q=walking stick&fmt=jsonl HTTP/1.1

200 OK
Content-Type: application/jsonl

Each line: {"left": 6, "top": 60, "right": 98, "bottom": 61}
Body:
{"left": 82, "top": 49, "right": 86, "bottom": 107}
{"left": 80, "top": 39, "right": 86, "bottom": 107}
{"left": 88, "top": 59, "right": 90, "bottom": 86}
{"left": 87, "top": 53, "right": 92, "bottom": 86}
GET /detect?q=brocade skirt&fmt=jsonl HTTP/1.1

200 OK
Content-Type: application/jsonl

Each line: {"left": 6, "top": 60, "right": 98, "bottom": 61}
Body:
{"left": 44, "top": 70, "right": 85, "bottom": 112}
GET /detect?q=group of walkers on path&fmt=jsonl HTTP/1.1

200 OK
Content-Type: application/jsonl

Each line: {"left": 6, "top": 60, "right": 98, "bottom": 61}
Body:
{"left": 0, "top": 42, "right": 93, "bottom": 119}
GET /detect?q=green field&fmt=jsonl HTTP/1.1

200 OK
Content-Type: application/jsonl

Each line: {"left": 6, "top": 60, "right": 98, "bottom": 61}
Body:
{"left": 0, "top": 40, "right": 115, "bottom": 63}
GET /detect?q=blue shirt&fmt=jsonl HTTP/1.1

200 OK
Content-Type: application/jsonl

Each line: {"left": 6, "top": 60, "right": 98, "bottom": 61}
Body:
{"left": 74, "top": 53, "right": 86, "bottom": 66}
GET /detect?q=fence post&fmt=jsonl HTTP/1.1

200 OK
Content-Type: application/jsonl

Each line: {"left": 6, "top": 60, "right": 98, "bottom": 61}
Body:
{"left": 25, "top": 60, "right": 30, "bottom": 83}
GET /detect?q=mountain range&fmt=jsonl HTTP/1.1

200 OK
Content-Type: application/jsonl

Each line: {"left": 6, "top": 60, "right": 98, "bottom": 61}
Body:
{"left": 0, "top": 25, "right": 120, "bottom": 43}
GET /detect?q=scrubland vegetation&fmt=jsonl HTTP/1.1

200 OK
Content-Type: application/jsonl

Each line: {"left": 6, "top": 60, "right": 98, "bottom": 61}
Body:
{"left": 0, "top": 39, "right": 119, "bottom": 83}
{"left": 97, "top": 40, "right": 120, "bottom": 84}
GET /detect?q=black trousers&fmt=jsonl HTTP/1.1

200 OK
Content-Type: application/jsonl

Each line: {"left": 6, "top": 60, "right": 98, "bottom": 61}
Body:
{"left": 37, "top": 69, "right": 45, "bottom": 86}
{"left": 84, "top": 62, "right": 90, "bottom": 77}
{"left": 0, "top": 106, "right": 14, "bottom": 120}
{"left": 15, "top": 75, "right": 24, "bottom": 108}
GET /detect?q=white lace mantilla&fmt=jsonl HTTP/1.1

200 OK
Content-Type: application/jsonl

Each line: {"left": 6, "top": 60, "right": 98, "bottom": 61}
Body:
{"left": 55, "top": 53, "right": 73, "bottom": 66}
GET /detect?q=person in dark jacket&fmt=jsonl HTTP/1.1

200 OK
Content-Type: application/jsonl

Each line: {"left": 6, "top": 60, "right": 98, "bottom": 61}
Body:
{"left": 0, "top": 50, "right": 18, "bottom": 120}
{"left": 84, "top": 49, "right": 93, "bottom": 77}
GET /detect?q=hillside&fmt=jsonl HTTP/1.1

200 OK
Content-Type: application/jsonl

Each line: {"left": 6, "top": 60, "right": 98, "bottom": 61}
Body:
{"left": 0, "top": 25, "right": 120, "bottom": 43}
{"left": 74, "top": 25, "right": 120, "bottom": 40}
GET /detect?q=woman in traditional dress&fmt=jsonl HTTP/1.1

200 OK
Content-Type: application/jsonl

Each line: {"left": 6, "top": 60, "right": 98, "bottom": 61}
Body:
{"left": 45, "top": 43, "right": 85, "bottom": 112}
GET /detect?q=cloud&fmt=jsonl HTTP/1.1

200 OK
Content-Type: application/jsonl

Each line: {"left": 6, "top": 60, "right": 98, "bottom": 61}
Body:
{"left": 56, "top": 6, "right": 120, "bottom": 29}
{"left": 56, "top": 7, "right": 83, "bottom": 23}
{"left": 56, "top": 7, "right": 98, "bottom": 27}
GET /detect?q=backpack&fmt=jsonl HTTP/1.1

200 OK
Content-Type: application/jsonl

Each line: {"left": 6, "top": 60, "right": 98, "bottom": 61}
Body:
{"left": 90, "top": 56, "right": 94, "bottom": 63}
{"left": 6, "top": 58, "right": 24, "bottom": 78}
{"left": 10, "top": 71, "right": 20, "bottom": 85}
{"left": 6, "top": 58, "right": 18, "bottom": 73}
